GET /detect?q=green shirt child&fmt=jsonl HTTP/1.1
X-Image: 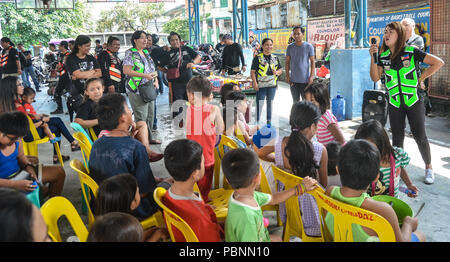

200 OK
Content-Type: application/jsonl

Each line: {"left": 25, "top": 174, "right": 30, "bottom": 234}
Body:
{"left": 225, "top": 191, "right": 272, "bottom": 242}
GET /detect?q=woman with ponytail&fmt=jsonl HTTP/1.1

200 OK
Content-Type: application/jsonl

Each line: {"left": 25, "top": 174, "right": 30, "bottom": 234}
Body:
{"left": 255, "top": 101, "right": 327, "bottom": 237}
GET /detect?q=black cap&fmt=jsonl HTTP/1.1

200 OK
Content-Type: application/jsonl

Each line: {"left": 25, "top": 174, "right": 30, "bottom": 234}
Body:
{"left": 223, "top": 34, "right": 232, "bottom": 40}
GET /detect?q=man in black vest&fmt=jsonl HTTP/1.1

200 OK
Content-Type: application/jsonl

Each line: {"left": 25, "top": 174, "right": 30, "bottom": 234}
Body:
{"left": 0, "top": 37, "right": 22, "bottom": 78}
{"left": 97, "top": 36, "right": 124, "bottom": 94}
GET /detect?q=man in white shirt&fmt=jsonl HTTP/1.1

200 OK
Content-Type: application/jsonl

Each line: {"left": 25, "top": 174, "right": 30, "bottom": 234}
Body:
{"left": 401, "top": 18, "right": 425, "bottom": 51}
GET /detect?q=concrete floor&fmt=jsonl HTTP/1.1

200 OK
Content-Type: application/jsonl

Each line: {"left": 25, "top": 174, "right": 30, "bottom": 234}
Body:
{"left": 32, "top": 81, "right": 450, "bottom": 242}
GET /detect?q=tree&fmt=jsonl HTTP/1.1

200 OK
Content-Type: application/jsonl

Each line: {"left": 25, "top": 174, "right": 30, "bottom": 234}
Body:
{"left": 95, "top": 1, "right": 165, "bottom": 33}
{"left": 162, "top": 18, "right": 189, "bottom": 42}
{"left": 0, "top": 1, "right": 92, "bottom": 47}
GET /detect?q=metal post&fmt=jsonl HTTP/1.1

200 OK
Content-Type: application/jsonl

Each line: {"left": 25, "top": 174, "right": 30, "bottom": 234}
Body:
{"left": 362, "top": 0, "right": 370, "bottom": 47}
{"left": 232, "top": 0, "right": 238, "bottom": 42}
{"left": 356, "top": 0, "right": 363, "bottom": 47}
{"left": 344, "top": 0, "right": 352, "bottom": 49}
{"left": 188, "top": 0, "right": 193, "bottom": 45}
{"left": 241, "top": 0, "right": 249, "bottom": 47}
{"left": 194, "top": 0, "right": 201, "bottom": 45}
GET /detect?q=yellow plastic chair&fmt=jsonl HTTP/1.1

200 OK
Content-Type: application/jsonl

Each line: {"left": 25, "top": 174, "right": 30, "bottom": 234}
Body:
{"left": 259, "top": 164, "right": 282, "bottom": 226}
{"left": 214, "top": 134, "right": 239, "bottom": 190}
{"left": 70, "top": 159, "right": 164, "bottom": 230}
{"left": 40, "top": 196, "right": 89, "bottom": 242}
{"left": 88, "top": 127, "right": 98, "bottom": 142}
{"left": 193, "top": 182, "right": 231, "bottom": 223}
{"left": 153, "top": 187, "right": 199, "bottom": 242}
{"left": 22, "top": 115, "right": 64, "bottom": 167}
{"left": 236, "top": 125, "right": 246, "bottom": 145}
{"left": 272, "top": 165, "right": 324, "bottom": 242}
{"left": 70, "top": 159, "right": 98, "bottom": 227}
{"left": 72, "top": 132, "right": 92, "bottom": 169}
{"left": 310, "top": 190, "right": 396, "bottom": 242}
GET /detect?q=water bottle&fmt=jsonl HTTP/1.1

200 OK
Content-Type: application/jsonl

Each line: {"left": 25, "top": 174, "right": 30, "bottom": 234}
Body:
{"left": 331, "top": 92, "right": 346, "bottom": 121}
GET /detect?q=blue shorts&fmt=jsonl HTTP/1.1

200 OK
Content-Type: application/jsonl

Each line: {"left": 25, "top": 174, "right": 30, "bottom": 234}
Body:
{"left": 411, "top": 233, "right": 420, "bottom": 242}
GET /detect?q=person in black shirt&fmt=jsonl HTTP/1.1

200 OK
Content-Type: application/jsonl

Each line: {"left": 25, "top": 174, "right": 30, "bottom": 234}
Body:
{"left": 220, "top": 34, "right": 246, "bottom": 75}
{"left": 369, "top": 21, "right": 444, "bottom": 185}
{"left": 17, "top": 44, "right": 41, "bottom": 92}
{"left": 97, "top": 36, "right": 124, "bottom": 94}
{"left": 250, "top": 38, "right": 282, "bottom": 124}
{"left": 50, "top": 41, "right": 71, "bottom": 114}
{"left": 94, "top": 39, "right": 103, "bottom": 57}
{"left": 65, "top": 35, "right": 101, "bottom": 121}
{"left": 1, "top": 37, "right": 21, "bottom": 78}
{"left": 159, "top": 32, "right": 201, "bottom": 119}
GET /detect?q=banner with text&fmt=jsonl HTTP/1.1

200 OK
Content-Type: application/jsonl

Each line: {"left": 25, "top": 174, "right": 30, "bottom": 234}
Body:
{"left": 368, "top": 5, "right": 430, "bottom": 52}
{"left": 249, "top": 28, "right": 294, "bottom": 55}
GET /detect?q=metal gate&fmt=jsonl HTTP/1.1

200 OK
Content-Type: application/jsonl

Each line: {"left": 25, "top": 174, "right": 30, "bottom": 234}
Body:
{"left": 430, "top": 0, "right": 450, "bottom": 100}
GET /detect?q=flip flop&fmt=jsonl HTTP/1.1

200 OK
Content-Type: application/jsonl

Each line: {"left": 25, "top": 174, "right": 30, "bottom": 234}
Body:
{"left": 150, "top": 139, "right": 162, "bottom": 144}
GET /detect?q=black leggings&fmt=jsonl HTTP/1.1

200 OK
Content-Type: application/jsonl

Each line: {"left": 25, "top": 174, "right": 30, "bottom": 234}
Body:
{"left": 388, "top": 99, "right": 431, "bottom": 165}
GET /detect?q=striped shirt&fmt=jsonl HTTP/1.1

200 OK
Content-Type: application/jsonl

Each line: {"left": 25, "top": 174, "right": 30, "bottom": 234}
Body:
{"left": 316, "top": 110, "right": 339, "bottom": 145}
{"left": 369, "top": 147, "right": 410, "bottom": 198}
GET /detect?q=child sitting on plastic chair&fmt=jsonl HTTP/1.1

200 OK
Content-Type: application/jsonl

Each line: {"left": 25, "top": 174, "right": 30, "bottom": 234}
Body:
{"left": 222, "top": 148, "right": 318, "bottom": 242}
{"left": 95, "top": 173, "right": 169, "bottom": 242}
{"left": 162, "top": 139, "right": 224, "bottom": 242}
{"left": 325, "top": 139, "right": 426, "bottom": 242}
{"left": 87, "top": 212, "right": 147, "bottom": 242}
{"left": 20, "top": 87, "right": 80, "bottom": 163}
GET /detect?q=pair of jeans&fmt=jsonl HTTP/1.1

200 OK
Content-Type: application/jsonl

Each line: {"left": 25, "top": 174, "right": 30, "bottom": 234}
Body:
{"left": 171, "top": 81, "right": 188, "bottom": 119}
{"left": 290, "top": 82, "right": 308, "bottom": 103}
{"left": 23, "top": 117, "right": 74, "bottom": 155}
{"left": 128, "top": 91, "right": 155, "bottom": 141}
{"left": 23, "top": 66, "right": 41, "bottom": 91}
{"left": 256, "top": 86, "right": 277, "bottom": 123}
{"left": 389, "top": 99, "right": 431, "bottom": 165}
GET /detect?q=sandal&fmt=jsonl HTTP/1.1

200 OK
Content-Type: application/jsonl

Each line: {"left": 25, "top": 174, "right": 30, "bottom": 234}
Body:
{"left": 149, "top": 139, "right": 162, "bottom": 145}
{"left": 49, "top": 137, "right": 61, "bottom": 144}
{"left": 71, "top": 142, "right": 81, "bottom": 152}
{"left": 53, "top": 155, "right": 70, "bottom": 164}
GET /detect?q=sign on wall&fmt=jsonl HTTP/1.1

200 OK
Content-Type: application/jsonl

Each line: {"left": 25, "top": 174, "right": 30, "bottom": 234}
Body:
{"left": 249, "top": 28, "right": 292, "bottom": 55}
{"left": 307, "top": 16, "right": 345, "bottom": 48}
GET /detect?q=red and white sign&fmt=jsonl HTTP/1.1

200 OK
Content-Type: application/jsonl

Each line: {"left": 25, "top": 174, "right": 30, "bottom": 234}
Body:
{"left": 307, "top": 16, "right": 345, "bottom": 49}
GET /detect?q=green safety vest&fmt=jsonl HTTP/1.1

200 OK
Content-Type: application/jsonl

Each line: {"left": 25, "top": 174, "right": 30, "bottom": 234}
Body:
{"left": 381, "top": 46, "right": 420, "bottom": 108}
{"left": 257, "top": 53, "right": 279, "bottom": 88}
{"left": 127, "top": 48, "right": 151, "bottom": 92}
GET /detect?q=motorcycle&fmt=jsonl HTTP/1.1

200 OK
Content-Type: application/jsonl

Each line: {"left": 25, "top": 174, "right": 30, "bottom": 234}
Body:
{"left": 32, "top": 57, "right": 47, "bottom": 85}
{"left": 192, "top": 44, "right": 221, "bottom": 76}
{"left": 43, "top": 53, "right": 59, "bottom": 96}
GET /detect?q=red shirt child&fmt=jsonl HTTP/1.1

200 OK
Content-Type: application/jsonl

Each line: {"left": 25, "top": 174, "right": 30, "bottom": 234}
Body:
{"left": 186, "top": 103, "right": 218, "bottom": 202}
{"left": 162, "top": 188, "right": 223, "bottom": 242}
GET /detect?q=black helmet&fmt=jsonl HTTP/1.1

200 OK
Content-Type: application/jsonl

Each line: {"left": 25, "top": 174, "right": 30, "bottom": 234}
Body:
{"left": 151, "top": 34, "right": 159, "bottom": 45}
